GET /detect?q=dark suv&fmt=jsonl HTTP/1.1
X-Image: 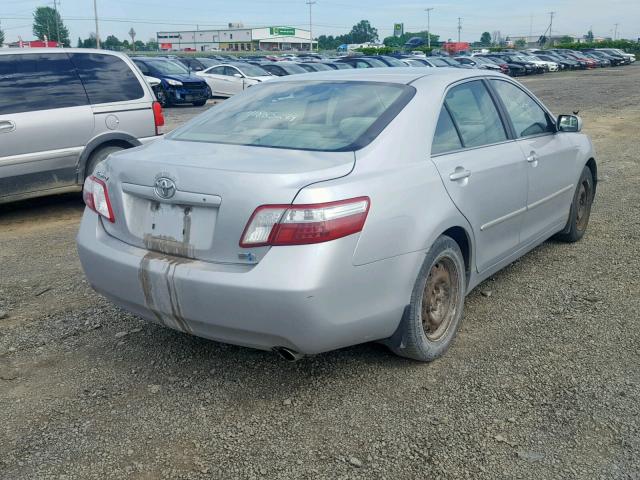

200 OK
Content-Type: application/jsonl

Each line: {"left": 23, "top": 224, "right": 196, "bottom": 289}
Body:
{"left": 132, "top": 57, "right": 209, "bottom": 107}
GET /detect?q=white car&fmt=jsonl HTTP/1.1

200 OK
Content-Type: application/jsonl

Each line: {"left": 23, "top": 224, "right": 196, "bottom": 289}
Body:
{"left": 524, "top": 55, "right": 559, "bottom": 72}
{"left": 196, "top": 63, "right": 272, "bottom": 97}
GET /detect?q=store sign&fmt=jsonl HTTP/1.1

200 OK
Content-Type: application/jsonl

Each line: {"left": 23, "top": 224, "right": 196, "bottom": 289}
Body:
{"left": 269, "top": 27, "right": 296, "bottom": 36}
{"left": 160, "top": 43, "right": 173, "bottom": 49}
{"left": 393, "top": 23, "right": 404, "bottom": 37}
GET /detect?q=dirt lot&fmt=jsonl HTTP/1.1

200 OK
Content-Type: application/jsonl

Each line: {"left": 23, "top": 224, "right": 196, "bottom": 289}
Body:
{"left": 1, "top": 67, "right": 639, "bottom": 480}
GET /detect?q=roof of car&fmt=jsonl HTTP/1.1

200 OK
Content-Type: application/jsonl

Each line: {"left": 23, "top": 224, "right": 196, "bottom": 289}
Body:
{"left": 0, "top": 47, "right": 127, "bottom": 56}
{"left": 269, "top": 67, "right": 498, "bottom": 85}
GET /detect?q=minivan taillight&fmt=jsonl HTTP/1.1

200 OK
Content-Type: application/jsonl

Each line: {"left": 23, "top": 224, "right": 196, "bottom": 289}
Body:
{"left": 240, "top": 197, "right": 370, "bottom": 247}
{"left": 152, "top": 101, "right": 165, "bottom": 135}
{"left": 83, "top": 175, "right": 115, "bottom": 223}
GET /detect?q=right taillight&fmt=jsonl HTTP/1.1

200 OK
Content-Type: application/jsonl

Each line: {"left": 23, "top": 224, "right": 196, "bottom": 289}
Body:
{"left": 152, "top": 101, "right": 165, "bottom": 135}
{"left": 240, "top": 197, "right": 370, "bottom": 248}
{"left": 83, "top": 175, "right": 115, "bottom": 223}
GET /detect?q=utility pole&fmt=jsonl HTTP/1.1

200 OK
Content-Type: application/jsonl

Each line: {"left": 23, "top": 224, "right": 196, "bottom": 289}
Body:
{"left": 53, "top": 0, "right": 61, "bottom": 46}
{"left": 306, "top": 0, "right": 316, "bottom": 52}
{"left": 93, "top": 0, "right": 100, "bottom": 48}
{"left": 129, "top": 27, "right": 136, "bottom": 51}
{"left": 548, "top": 11, "right": 555, "bottom": 46}
{"left": 529, "top": 13, "right": 533, "bottom": 40}
{"left": 424, "top": 8, "right": 434, "bottom": 49}
{"left": 613, "top": 23, "right": 619, "bottom": 40}
{"left": 457, "top": 17, "right": 462, "bottom": 43}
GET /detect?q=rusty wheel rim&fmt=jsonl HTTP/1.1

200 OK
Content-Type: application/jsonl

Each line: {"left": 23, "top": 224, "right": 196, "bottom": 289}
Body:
{"left": 422, "top": 256, "right": 459, "bottom": 341}
{"left": 575, "top": 180, "right": 591, "bottom": 232}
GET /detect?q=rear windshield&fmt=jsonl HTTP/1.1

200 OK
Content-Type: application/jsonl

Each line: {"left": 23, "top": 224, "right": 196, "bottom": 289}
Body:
{"left": 169, "top": 81, "right": 415, "bottom": 151}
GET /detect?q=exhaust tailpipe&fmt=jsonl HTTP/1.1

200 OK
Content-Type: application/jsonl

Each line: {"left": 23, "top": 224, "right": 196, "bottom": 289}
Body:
{"left": 273, "top": 347, "right": 304, "bottom": 362}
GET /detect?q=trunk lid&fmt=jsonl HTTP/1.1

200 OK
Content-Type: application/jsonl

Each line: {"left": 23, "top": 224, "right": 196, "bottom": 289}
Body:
{"left": 99, "top": 138, "right": 354, "bottom": 264}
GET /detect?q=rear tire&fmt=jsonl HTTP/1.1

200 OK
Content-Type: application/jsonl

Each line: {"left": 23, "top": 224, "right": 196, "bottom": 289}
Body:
{"left": 555, "top": 167, "right": 594, "bottom": 243}
{"left": 389, "top": 235, "right": 466, "bottom": 362}
{"left": 193, "top": 100, "right": 207, "bottom": 107}
{"left": 155, "top": 87, "right": 170, "bottom": 108}
{"left": 85, "top": 145, "right": 125, "bottom": 178}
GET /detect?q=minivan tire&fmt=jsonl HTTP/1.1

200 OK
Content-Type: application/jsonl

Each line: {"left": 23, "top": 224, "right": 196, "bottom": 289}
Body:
{"left": 555, "top": 167, "right": 594, "bottom": 243}
{"left": 389, "top": 235, "right": 466, "bottom": 362}
{"left": 85, "top": 145, "right": 125, "bottom": 178}
{"left": 193, "top": 100, "right": 207, "bottom": 107}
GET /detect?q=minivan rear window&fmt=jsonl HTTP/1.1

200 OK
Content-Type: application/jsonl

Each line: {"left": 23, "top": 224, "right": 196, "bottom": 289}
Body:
{"left": 0, "top": 53, "right": 88, "bottom": 115}
{"left": 69, "top": 53, "right": 144, "bottom": 104}
{"left": 169, "top": 81, "right": 415, "bottom": 151}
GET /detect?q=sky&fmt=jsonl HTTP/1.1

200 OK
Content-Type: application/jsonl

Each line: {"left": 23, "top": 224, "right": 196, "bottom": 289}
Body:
{"left": 1, "top": 0, "right": 639, "bottom": 45}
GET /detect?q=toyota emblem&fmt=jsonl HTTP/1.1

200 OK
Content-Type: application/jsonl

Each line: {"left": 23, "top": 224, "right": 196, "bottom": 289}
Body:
{"left": 154, "top": 177, "right": 176, "bottom": 199}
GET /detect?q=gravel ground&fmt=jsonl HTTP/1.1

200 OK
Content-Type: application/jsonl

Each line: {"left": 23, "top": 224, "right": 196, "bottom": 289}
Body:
{"left": 1, "top": 66, "right": 639, "bottom": 480}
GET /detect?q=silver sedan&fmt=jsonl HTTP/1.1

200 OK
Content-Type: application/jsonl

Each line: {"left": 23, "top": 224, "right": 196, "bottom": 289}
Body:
{"left": 77, "top": 68, "right": 596, "bottom": 362}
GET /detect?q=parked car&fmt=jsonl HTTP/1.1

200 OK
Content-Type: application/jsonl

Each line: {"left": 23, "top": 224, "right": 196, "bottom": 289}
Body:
{"left": 581, "top": 53, "right": 610, "bottom": 68}
{"left": 494, "top": 54, "right": 543, "bottom": 74}
{"left": 172, "top": 56, "right": 209, "bottom": 72}
{"left": 533, "top": 53, "right": 575, "bottom": 70}
{"left": 296, "top": 62, "right": 334, "bottom": 72}
{"left": 361, "top": 55, "right": 407, "bottom": 67}
{"left": 483, "top": 56, "right": 528, "bottom": 76}
{"left": 335, "top": 57, "right": 388, "bottom": 68}
{"left": 582, "top": 49, "right": 624, "bottom": 66}
{"left": 77, "top": 69, "right": 596, "bottom": 362}
{"left": 0, "top": 48, "right": 164, "bottom": 204}
{"left": 317, "top": 61, "right": 354, "bottom": 70}
{"left": 454, "top": 56, "right": 502, "bottom": 72}
{"left": 521, "top": 55, "right": 559, "bottom": 72}
{"left": 196, "top": 63, "right": 272, "bottom": 97}
{"left": 597, "top": 48, "right": 635, "bottom": 63}
{"left": 254, "top": 62, "right": 308, "bottom": 76}
{"left": 402, "top": 58, "right": 433, "bottom": 67}
{"left": 131, "top": 57, "right": 209, "bottom": 107}
{"left": 473, "top": 56, "right": 516, "bottom": 75}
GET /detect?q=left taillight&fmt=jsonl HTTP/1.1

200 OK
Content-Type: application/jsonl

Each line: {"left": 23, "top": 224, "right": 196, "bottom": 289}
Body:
{"left": 83, "top": 175, "right": 115, "bottom": 223}
{"left": 240, "top": 197, "right": 370, "bottom": 248}
{"left": 152, "top": 101, "right": 165, "bottom": 135}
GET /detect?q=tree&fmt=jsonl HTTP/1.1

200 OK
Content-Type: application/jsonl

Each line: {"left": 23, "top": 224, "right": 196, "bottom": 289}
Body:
{"left": 77, "top": 36, "right": 83, "bottom": 48}
{"left": 121, "top": 39, "right": 130, "bottom": 50}
{"left": 134, "top": 40, "right": 145, "bottom": 51}
{"left": 81, "top": 34, "right": 97, "bottom": 48}
{"left": 32, "top": 6, "right": 70, "bottom": 46}
{"left": 146, "top": 39, "right": 159, "bottom": 51}
{"left": 348, "top": 20, "right": 378, "bottom": 43}
{"left": 480, "top": 32, "right": 492, "bottom": 46}
{"left": 0, "top": 27, "right": 4, "bottom": 47}
{"left": 515, "top": 39, "right": 527, "bottom": 48}
{"left": 103, "top": 35, "right": 121, "bottom": 50}
{"left": 560, "top": 35, "right": 574, "bottom": 44}
{"left": 585, "top": 30, "right": 594, "bottom": 42}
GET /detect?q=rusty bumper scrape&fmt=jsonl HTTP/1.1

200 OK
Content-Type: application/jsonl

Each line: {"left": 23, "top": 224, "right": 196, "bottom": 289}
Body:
{"left": 138, "top": 251, "right": 193, "bottom": 334}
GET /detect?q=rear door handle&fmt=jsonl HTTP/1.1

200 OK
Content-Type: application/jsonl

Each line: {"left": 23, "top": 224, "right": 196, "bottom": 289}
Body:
{"left": 526, "top": 152, "right": 538, "bottom": 163}
{"left": 0, "top": 120, "right": 16, "bottom": 133}
{"left": 449, "top": 169, "right": 471, "bottom": 181}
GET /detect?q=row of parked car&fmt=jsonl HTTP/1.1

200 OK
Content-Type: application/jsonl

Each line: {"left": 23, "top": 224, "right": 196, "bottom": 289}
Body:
{"left": 130, "top": 47, "right": 636, "bottom": 106}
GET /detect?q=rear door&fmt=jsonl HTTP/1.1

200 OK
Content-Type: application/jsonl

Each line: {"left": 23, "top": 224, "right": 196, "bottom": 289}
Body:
{"left": 224, "top": 66, "right": 245, "bottom": 95}
{"left": 489, "top": 79, "right": 577, "bottom": 244}
{"left": 0, "top": 52, "right": 93, "bottom": 200}
{"left": 430, "top": 79, "right": 528, "bottom": 272}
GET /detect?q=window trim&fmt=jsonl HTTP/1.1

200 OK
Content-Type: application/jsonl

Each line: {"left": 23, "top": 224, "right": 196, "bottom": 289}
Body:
{"left": 486, "top": 78, "right": 558, "bottom": 140}
{"left": 431, "top": 78, "right": 511, "bottom": 156}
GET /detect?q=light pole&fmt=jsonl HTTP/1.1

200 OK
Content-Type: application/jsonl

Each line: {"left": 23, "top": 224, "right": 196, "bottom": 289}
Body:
{"left": 306, "top": 0, "right": 316, "bottom": 52}
{"left": 93, "top": 0, "right": 100, "bottom": 48}
{"left": 425, "top": 8, "right": 434, "bottom": 49}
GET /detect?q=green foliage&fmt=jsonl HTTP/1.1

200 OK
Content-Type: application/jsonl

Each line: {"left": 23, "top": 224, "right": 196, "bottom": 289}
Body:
{"left": 554, "top": 39, "right": 640, "bottom": 54}
{"left": 383, "top": 31, "right": 439, "bottom": 48}
{"left": 133, "top": 40, "right": 145, "bottom": 51}
{"left": 514, "top": 39, "right": 527, "bottom": 48}
{"left": 77, "top": 36, "right": 83, "bottom": 48}
{"left": 316, "top": 20, "right": 379, "bottom": 50}
{"left": 146, "top": 40, "right": 159, "bottom": 51}
{"left": 559, "top": 35, "right": 575, "bottom": 44}
{"left": 480, "top": 32, "right": 492, "bottom": 46}
{"left": 355, "top": 47, "right": 395, "bottom": 55}
{"left": 0, "top": 27, "right": 5, "bottom": 47}
{"left": 103, "top": 35, "right": 121, "bottom": 50}
{"left": 585, "top": 30, "right": 594, "bottom": 42}
{"left": 32, "top": 6, "right": 70, "bottom": 46}
{"left": 81, "top": 36, "right": 97, "bottom": 48}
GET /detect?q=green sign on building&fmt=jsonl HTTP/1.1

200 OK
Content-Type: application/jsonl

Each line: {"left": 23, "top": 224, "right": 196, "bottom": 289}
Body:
{"left": 269, "top": 26, "right": 296, "bottom": 36}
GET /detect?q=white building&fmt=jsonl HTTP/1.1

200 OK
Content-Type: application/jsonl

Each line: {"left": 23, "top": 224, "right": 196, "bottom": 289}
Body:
{"left": 157, "top": 25, "right": 316, "bottom": 52}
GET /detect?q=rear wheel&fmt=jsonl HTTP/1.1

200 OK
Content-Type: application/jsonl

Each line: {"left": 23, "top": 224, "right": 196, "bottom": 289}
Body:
{"left": 155, "top": 87, "right": 170, "bottom": 107}
{"left": 389, "top": 235, "right": 466, "bottom": 362}
{"left": 85, "top": 145, "right": 125, "bottom": 178}
{"left": 555, "top": 166, "right": 595, "bottom": 243}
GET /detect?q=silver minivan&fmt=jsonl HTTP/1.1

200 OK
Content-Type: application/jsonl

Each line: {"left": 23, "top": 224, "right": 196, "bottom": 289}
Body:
{"left": 0, "top": 48, "right": 164, "bottom": 204}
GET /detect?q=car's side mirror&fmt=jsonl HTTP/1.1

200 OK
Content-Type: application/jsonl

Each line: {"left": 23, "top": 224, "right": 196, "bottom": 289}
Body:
{"left": 233, "top": 73, "right": 243, "bottom": 78}
{"left": 557, "top": 114, "right": 582, "bottom": 132}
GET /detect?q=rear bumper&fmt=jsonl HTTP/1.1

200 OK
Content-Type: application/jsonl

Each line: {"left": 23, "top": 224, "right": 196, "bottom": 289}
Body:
{"left": 76, "top": 211, "right": 420, "bottom": 355}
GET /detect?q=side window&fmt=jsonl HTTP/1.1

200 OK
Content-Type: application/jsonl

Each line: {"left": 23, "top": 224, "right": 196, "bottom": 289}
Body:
{"left": 444, "top": 80, "right": 507, "bottom": 148}
{"left": 225, "top": 67, "right": 240, "bottom": 77}
{"left": 209, "top": 66, "right": 226, "bottom": 75}
{"left": 0, "top": 53, "right": 88, "bottom": 115}
{"left": 69, "top": 53, "right": 144, "bottom": 104}
{"left": 491, "top": 80, "right": 555, "bottom": 137}
{"left": 432, "top": 106, "right": 463, "bottom": 155}
{"left": 133, "top": 60, "right": 150, "bottom": 75}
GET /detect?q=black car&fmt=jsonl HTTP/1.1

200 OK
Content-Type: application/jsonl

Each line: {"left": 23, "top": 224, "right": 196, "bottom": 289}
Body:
{"left": 534, "top": 53, "right": 576, "bottom": 70}
{"left": 254, "top": 62, "right": 308, "bottom": 76}
{"left": 131, "top": 57, "right": 209, "bottom": 107}
{"left": 361, "top": 55, "right": 407, "bottom": 67}
{"left": 317, "top": 61, "right": 354, "bottom": 70}
{"left": 498, "top": 54, "right": 544, "bottom": 74}
{"left": 296, "top": 62, "right": 334, "bottom": 72}
{"left": 483, "top": 56, "right": 528, "bottom": 76}
{"left": 583, "top": 49, "right": 625, "bottom": 66}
